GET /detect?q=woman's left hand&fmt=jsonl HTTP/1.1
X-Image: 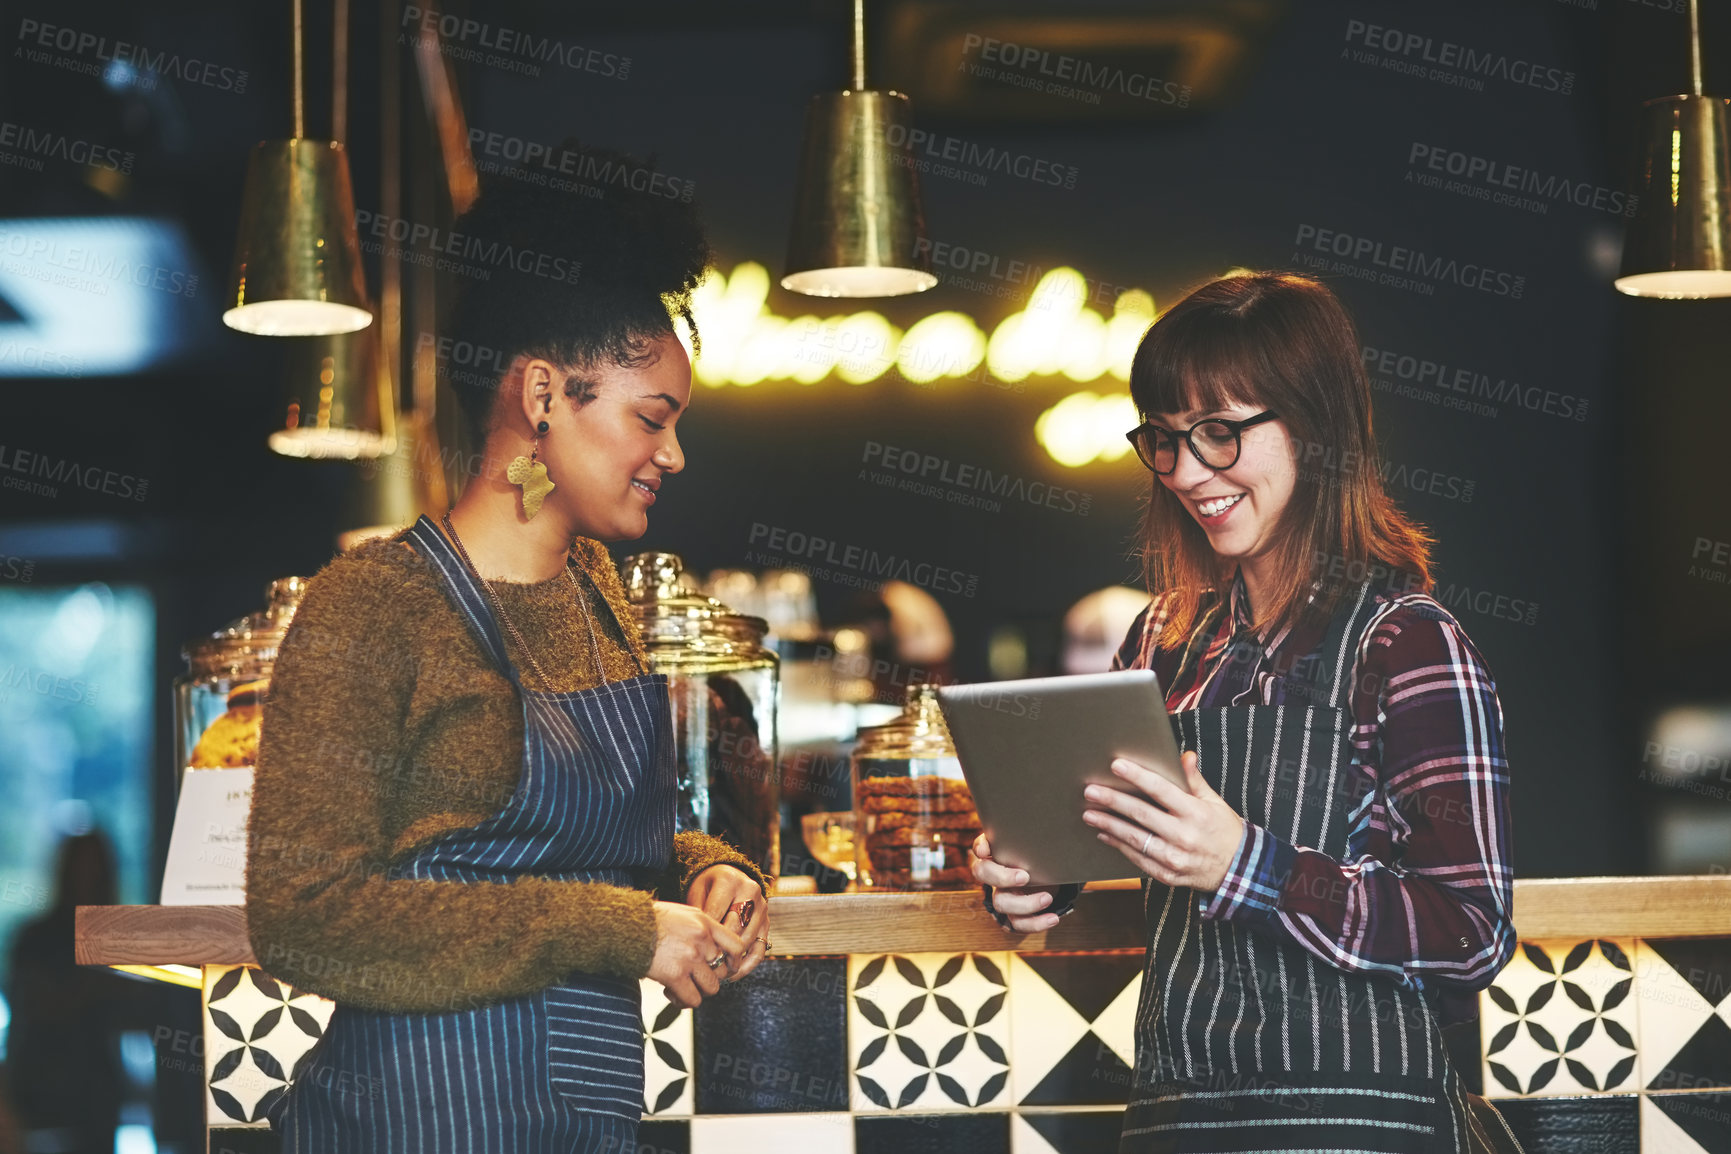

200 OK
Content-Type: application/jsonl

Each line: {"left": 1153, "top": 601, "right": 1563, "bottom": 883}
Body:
{"left": 1082, "top": 750, "right": 1245, "bottom": 893}
{"left": 685, "top": 865, "right": 769, "bottom": 983}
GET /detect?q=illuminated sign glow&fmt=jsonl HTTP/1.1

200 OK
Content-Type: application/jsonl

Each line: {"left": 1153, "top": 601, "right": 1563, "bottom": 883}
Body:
{"left": 680, "top": 261, "right": 1156, "bottom": 467}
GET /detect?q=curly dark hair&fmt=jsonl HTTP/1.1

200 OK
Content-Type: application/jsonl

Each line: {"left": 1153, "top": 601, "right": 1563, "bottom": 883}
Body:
{"left": 443, "top": 144, "right": 711, "bottom": 438}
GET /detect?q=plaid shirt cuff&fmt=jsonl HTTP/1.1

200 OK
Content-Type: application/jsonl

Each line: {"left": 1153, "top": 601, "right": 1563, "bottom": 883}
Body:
{"left": 1199, "top": 822, "right": 1292, "bottom": 922}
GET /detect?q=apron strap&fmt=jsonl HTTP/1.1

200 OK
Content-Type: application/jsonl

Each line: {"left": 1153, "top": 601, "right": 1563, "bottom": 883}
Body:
{"left": 403, "top": 514, "right": 518, "bottom": 681}
{"left": 1298, "top": 577, "right": 1382, "bottom": 711}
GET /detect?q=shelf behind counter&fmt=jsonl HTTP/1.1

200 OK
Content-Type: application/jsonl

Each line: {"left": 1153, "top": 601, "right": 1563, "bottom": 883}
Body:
{"left": 75, "top": 875, "right": 1731, "bottom": 967}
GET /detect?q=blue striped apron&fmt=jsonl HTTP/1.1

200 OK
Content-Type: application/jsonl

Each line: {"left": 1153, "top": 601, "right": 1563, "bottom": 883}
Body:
{"left": 1120, "top": 581, "right": 1483, "bottom": 1153}
{"left": 280, "top": 515, "right": 676, "bottom": 1153}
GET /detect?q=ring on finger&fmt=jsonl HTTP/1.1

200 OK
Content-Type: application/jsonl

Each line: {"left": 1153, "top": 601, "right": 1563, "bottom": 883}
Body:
{"left": 1140, "top": 831, "right": 1154, "bottom": 857}
{"left": 707, "top": 955, "right": 727, "bottom": 969}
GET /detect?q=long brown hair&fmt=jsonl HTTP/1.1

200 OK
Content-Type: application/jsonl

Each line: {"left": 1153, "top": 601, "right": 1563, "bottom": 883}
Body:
{"left": 1129, "top": 272, "right": 1434, "bottom": 647}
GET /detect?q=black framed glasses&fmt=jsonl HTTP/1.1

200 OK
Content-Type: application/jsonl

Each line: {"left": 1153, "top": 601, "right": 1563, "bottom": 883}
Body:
{"left": 1125, "top": 411, "right": 1279, "bottom": 475}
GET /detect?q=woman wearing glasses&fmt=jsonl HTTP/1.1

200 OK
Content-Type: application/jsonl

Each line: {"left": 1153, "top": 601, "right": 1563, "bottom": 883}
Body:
{"left": 972, "top": 272, "right": 1520, "bottom": 1152}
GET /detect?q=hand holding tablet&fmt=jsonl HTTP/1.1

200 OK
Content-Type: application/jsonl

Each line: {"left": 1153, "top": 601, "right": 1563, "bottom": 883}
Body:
{"left": 936, "top": 670, "right": 1189, "bottom": 886}
{"left": 1081, "top": 751, "right": 1245, "bottom": 894}
{"left": 967, "top": 831, "right": 1066, "bottom": 933}
{"left": 940, "top": 669, "right": 1247, "bottom": 901}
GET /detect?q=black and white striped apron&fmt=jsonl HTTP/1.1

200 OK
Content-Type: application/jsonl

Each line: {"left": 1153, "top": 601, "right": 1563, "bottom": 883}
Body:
{"left": 1120, "top": 581, "right": 1477, "bottom": 1154}
{"left": 280, "top": 515, "right": 677, "bottom": 1153}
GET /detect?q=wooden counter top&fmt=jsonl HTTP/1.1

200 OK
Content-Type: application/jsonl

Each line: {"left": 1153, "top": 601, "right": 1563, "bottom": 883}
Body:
{"left": 75, "top": 875, "right": 1731, "bottom": 968}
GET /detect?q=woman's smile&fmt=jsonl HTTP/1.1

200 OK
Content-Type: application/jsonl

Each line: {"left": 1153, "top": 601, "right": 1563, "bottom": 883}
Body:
{"left": 1192, "top": 492, "right": 1247, "bottom": 523}
{"left": 540, "top": 333, "right": 690, "bottom": 541}
{"left": 1151, "top": 404, "right": 1296, "bottom": 573}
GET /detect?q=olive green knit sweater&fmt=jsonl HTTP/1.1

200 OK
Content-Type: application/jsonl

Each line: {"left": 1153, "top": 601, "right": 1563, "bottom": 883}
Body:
{"left": 245, "top": 528, "right": 767, "bottom": 1013}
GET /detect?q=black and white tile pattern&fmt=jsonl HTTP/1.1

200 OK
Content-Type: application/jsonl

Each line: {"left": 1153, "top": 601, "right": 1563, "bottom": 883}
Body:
{"left": 1480, "top": 940, "right": 1639, "bottom": 1096}
{"left": 201, "top": 964, "right": 334, "bottom": 1126}
{"left": 1641, "top": 1091, "right": 1731, "bottom": 1153}
{"left": 1006, "top": 953, "right": 1141, "bottom": 1106}
{"left": 1635, "top": 938, "right": 1731, "bottom": 1094}
{"left": 192, "top": 937, "right": 1731, "bottom": 1151}
{"left": 1478, "top": 936, "right": 1731, "bottom": 1153}
{"left": 848, "top": 952, "right": 1011, "bottom": 1112}
{"left": 641, "top": 976, "right": 696, "bottom": 1117}
{"left": 1010, "top": 1110, "right": 1128, "bottom": 1154}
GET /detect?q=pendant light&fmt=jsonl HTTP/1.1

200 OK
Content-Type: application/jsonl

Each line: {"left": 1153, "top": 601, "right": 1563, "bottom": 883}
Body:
{"left": 268, "top": 324, "right": 394, "bottom": 458}
{"left": 1616, "top": 0, "right": 1731, "bottom": 298}
{"left": 267, "top": 0, "right": 390, "bottom": 458}
{"left": 334, "top": 0, "right": 447, "bottom": 541}
{"left": 782, "top": 0, "right": 936, "bottom": 298}
{"left": 224, "top": 0, "right": 372, "bottom": 334}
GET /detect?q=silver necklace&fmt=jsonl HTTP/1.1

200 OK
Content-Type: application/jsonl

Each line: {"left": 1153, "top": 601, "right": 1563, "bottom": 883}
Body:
{"left": 441, "top": 511, "right": 606, "bottom": 691}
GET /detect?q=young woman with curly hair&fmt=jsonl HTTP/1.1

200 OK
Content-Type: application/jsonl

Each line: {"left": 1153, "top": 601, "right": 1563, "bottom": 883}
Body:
{"left": 247, "top": 156, "right": 769, "bottom": 1152}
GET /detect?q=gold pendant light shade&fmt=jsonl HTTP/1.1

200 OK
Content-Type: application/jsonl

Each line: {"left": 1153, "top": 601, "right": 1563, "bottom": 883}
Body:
{"left": 1616, "top": 94, "right": 1731, "bottom": 298}
{"left": 224, "top": 139, "right": 374, "bottom": 334}
{"left": 1616, "top": 1, "right": 1731, "bottom": 299}
{"left": 267, "top": 324, "right": 393, "bottom": 458}
{"left": 782, "top": 90, "right": 936, "bottom": 298}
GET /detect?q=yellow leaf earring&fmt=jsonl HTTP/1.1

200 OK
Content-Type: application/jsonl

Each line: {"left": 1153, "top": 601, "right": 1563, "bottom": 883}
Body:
{"left": 508, "top": 420, "right": 555, "bottom": 520}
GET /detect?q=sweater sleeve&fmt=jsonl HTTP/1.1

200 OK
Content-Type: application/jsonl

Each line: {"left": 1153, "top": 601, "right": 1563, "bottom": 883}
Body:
{"left": 245, "top": 550, "right": 660, "bottom": 1013}
{"left": 658, "top": 830, "right": 772, "bottom": 902}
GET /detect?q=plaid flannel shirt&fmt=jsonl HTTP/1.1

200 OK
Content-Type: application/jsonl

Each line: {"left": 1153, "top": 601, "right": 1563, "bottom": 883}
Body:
{"left": 1113, "top": 571, "right": 1517, "bottom": 1023}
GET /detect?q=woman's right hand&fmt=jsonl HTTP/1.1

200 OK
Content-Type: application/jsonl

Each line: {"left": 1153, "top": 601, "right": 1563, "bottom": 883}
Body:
{"left": 970, "top": 834, "right": 1066, "bottom": 933}
{"left": 649, "top": 901, "right": 747, "bottom": 1008}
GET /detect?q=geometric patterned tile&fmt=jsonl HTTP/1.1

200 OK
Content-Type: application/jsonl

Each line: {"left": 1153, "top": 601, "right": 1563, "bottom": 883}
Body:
{"left": 1653, "top": 1017, "right": 1731, "bottom": 1093}
{"left": 642, "top": 977, "right": 696, "bottom": 1117}
{"left": 202, "top": 964, "right": 335, "bottom": 1126}
{"left": 854, "top": 1111, "right": 1010, "bottom": 1153}
{"left": 1007, "top": 954, "right": 1141, "bottom": 1105}
{"left": 1637, "top": 938, "right": 1731, "bottom": 1092}
{"left": 1010, "top": 1109, "right": 1125, "bottom": 1154}
{"left": 1644, "top": 1091, "right": 1731, "bottom": 1154}
{"left": 1480, "top": 940, "right": 1638, "bottom": 1096}
{"left": 690, "top": 1112, "right": 855, "bottom": 1153}
{"left": 848, "top": 953, "right": 1011, "bottom": 1112}
{"left": 1644, "top": 939, "right": 1731, "bottom": 1010}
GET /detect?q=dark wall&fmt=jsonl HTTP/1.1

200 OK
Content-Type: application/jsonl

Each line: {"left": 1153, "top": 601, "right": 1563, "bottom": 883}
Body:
{"left": 455, "top": 0, "right": 1644, "bottom": 876}
{"left": 2, "top": 0, "right": 1728, "bottom": 883}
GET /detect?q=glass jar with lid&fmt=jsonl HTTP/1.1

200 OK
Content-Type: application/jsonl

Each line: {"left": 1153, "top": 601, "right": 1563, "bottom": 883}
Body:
{"left": 851, "top": 683, "right": 980, "bottom": 890}
{"left": 621, "top": 552, "right": 780, "bottom": 875}
{"left": 173, "top": 577, "right": 308, "bottom": 787}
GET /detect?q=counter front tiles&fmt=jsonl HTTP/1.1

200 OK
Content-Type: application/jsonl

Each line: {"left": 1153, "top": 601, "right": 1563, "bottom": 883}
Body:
{"left": 694, "top": 956, "right": 850, "bottom": 1115}
{"left": 201, "top": 963, "right": 334, "bottom": 1129}
{"left": 1005, "top": 953, "right": 1141, "bottom": 1107}
{"left": 75, "top": 876, "right": 1731, "bottom": 1153}
{"left": 1478, "top": 933, "right": 1731, "bottom": 1154}
{"left": 1631, "top": 937, "right": 1731, "bottom": 1094}
{"left": 1480, "top": 938, "right": 1640, "bottom": 1097}
{"left": 848, "top": 951, "right": 1012, "bottom": 1113}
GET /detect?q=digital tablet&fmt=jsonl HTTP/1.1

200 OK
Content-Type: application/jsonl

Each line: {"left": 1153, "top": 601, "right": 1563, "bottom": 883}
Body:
{"left": 936, "top": 669, "right": 1185, "bottom": 885}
